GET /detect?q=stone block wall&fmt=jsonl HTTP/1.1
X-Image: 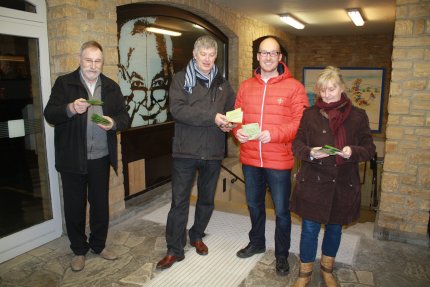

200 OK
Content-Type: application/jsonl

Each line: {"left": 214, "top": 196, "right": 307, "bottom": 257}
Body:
{"left": 45, "top": 0, "right": 294, "bottom": 220}
{"left": 374, "top": 0, "right": 430, "bottom": 246}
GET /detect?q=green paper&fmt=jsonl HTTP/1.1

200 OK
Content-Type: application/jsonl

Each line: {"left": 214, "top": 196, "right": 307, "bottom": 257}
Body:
{"left": 242, "top": 123, "right": 260, "bottom": 140}
{"left": 320, "top": 145, "right": 341, "bottom": 155}
{"left": 226, "top": 108, "right": 243, "bottom": 123}
{"left": 91, "top": 113, "right": 110, "bottom": 126}
{"left": 86, "top": 99, "right": 104, "bottom": 105}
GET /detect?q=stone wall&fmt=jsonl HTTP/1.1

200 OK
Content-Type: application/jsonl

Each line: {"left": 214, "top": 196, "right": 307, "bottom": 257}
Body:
{"left": 374, "top": 0, "right": 430, "bottom": 246}
{"left": 45, "top": 0, "right": 294, "bottom": 219}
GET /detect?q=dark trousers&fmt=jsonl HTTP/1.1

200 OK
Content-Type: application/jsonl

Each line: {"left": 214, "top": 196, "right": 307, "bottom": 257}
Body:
{"left": 60, "top": 156, "right": 110, "bottom": 255}
{"left": 242, "top": 164, "right": 292, "bottom": 259}
{"left": 166, "top": 157, "right": 221, "bottom": 257}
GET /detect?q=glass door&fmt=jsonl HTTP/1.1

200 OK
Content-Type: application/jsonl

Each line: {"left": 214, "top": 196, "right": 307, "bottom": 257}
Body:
{"left": 0, "top": 0, "right": 62, "bottom": 263}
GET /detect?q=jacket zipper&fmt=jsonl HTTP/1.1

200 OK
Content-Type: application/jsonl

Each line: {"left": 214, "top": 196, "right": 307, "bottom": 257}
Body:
{"left": 259, "top": 84, "right": 267, "bottom": 167}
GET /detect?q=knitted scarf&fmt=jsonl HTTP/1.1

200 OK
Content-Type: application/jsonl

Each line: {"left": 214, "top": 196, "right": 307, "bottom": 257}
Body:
{"left": 184, "top": 58, "right": 218, "bottom": 94}
{"left": 316, "top": 93, "right": 352, "bottom": 165}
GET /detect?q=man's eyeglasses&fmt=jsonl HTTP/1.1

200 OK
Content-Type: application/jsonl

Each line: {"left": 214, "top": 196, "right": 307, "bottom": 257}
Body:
{"left": 83, "top": 58, "right": 103, "bottom": 65}
{"left": 258, "top": 51, "right": 281, "bottom": 57}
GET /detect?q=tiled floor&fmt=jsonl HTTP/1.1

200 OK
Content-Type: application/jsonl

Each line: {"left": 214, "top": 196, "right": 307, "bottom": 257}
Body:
{"left": 0, "top": 184, "right": 429, "bottom": 287}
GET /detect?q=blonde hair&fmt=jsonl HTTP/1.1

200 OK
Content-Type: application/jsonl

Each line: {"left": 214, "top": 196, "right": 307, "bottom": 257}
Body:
{"left": 315, "top": 66, "right": 345, "bottom": 95}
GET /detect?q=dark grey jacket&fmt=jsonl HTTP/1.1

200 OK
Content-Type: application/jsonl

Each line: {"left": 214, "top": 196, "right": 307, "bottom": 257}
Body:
{"left": 169, "top": 70, "right": 235, "bottom": 160}
{"left": 44, "top": 68, "right": 130, "bottom": 174}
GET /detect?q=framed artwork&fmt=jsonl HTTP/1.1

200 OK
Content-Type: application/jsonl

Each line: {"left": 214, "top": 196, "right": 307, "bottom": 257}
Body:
{"left": 303, "top": 67, "right": 385, "bottom": 133}
{"left": 117, "top": 4, "right": 228, "bottom": 128}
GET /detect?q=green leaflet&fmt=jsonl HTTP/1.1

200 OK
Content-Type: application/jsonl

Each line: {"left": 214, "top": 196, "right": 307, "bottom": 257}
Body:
{"left": 91, "top": 113, "right": 110, "bottom": 126}
{"left": 86, "top": 99, "right": 104, "bottom": 105}
{"left": 320, "top": 145, "right": 341, "bottom": 155}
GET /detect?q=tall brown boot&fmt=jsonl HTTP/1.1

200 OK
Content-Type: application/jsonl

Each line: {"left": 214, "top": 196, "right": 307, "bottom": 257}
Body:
{"left": 293, "top": 261, "right": 313, "bottom": 287}
{"left": 320, "top": 255, "right": 339, "bottom": 287}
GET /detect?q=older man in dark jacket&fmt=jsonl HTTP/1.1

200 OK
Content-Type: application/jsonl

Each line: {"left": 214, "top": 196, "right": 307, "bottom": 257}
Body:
{"left": 44, "top": 40, "right": 129, "bottom": 272}
{"left": 156, "top": 35, "right": 236, "bottom": 269}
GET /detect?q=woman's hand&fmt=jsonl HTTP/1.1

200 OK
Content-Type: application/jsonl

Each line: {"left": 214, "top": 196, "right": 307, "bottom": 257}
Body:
{"left": 336, "top": 146, "right": 352, "bottom": 159}
{"left": 310, "top": 147, "right": 331, "bottom": 159}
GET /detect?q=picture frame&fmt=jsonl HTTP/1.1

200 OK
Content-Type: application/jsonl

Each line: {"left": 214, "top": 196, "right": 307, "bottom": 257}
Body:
{"left": 303, "top": 67, "right": 385, "bottom": 133}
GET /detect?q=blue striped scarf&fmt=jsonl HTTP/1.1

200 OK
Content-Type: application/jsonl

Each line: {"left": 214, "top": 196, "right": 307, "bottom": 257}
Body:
{"left": 184, "top": 58, "right": 218, "bottom": 94}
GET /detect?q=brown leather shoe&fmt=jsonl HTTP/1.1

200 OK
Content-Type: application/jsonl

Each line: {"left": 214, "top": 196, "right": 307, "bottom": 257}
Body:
{"left": 191, "top": 240, "right": 208, "bottom": 255}
{"left": 99, "top": 248, "right": 118, "bottom": 260}
{"left": 71, "top": 255, "right": 85, "bottom": 272}
{"left": 156, "top": 255, "right": 185, "bottom": 269}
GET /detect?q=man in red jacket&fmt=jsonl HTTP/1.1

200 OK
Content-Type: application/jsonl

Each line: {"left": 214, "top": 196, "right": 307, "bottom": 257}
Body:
{"left": 233, "top": 37, "right": 309, "bottom": 276}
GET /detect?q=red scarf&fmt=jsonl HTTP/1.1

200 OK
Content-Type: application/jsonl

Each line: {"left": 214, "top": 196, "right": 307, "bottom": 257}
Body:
{"left": 316, "top": 93, "right": 352, "bottom": 165}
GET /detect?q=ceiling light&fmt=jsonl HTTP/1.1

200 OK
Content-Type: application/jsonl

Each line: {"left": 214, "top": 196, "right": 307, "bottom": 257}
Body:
{"left": 347, "top": 9, "right": 365, "bottom": 26}
{"left": 146, "top": 27, "right": 182, "bottom": 37}
{"left": 280, "top": 14, "right": 305, "bottom": 30}
{"left": 192, "top": 24, "right": 204, "bottom": 30}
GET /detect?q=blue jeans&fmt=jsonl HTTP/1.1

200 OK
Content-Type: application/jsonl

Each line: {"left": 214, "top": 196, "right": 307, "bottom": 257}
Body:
{"left": 299, "top": 219, "right": 342, "bottom": 263}
{"left": 242, "top": 164, "right": 291, "bottom": 258}
{"left": 165, "top": 158, "right": 221, "bottom": 257}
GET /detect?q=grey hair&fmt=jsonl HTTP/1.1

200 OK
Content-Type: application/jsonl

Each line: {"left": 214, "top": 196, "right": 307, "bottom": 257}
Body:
{"left": 193, "top": 35, "right": 218, "bottom": 53}
{"left": 80, "top": 40, "right": 103, "bottom": 56}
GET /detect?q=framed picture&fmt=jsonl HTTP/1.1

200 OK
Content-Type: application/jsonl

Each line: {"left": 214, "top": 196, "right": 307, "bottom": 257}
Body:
{"left": 303, "top": 67, "right": 385, "bottom": 133}
{"left": 117, "top": 4, "right": 228, "bottom": 128}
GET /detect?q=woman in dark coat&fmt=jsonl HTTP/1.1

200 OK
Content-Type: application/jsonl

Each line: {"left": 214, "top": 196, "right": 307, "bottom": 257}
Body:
{"left": 290, "top": 66, "right": 375, "bottom": 287}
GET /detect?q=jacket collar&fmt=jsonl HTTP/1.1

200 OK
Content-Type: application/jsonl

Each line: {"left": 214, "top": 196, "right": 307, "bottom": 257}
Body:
{"left": 254, "top": 61, "right": 292, "bottom": 84}
{"left": 67, "top": 68, "right": 111, "bottom": 89}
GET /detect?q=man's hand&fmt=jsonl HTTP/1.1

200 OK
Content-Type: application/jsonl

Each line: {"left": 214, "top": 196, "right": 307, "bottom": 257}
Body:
{"left": 258, "top": 130, "right": 271, "bottom": 144}
{"left": 70, "top": 98, "right": 90, "bottom": 114}
{"left": 215, "top": 113, "right": 235, "bottom": 132}
{"left": 235, "top": 129, "right": 250, "bottom": 144}
{"left": 96, "top": 115, "right": 114, "bottom": 131}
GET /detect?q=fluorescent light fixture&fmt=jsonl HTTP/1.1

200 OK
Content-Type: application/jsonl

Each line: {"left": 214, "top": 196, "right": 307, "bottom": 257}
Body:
{"left": 146, "top": 27, "right": 182, "bottom": 37}
{"left": 347, "top": 9, "right": 365, "bottom": 26}
{"left": 192, "top": 24, "right": 204, "bottom": 30}
{"left": 280, "top": 14, "right": 305, "bottom": 30}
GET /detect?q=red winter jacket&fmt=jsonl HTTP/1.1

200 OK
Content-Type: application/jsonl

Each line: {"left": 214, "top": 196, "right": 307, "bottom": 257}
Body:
{"left": 233, "top": 62, "right": 309, "bottom": 170}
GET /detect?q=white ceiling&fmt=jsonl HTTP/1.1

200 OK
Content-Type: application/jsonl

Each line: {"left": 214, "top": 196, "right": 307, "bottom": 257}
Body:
{"left": 210, "top": 0, "right": 396, "bottom": 36}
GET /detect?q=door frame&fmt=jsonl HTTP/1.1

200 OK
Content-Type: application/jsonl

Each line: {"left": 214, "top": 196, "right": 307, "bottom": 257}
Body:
{"left": 0, "top": 0, "right": 63, "bottom": 263}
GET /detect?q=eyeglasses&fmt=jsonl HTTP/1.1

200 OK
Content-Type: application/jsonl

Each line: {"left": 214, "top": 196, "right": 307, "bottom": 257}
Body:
{"left": 258, "top": 51, "right": 281, "bottom": 57}
{"left": 83, "top": 58, "right": 103, "bottom": 65}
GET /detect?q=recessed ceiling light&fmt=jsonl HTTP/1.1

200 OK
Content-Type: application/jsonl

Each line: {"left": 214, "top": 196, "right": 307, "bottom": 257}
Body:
{"left": 280, "top": 14, "right": 305, "bottom": 30}
{"left": 347, "top": 9, "right": 365, "bottom": 26}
